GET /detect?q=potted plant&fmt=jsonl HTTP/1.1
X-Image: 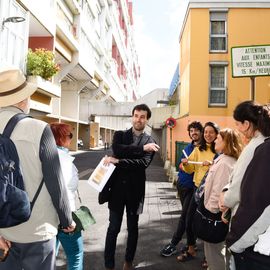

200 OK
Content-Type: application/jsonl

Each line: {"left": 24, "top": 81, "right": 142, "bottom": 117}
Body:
{"left": 26, "top": 48, "right": 60, "bottom": 80}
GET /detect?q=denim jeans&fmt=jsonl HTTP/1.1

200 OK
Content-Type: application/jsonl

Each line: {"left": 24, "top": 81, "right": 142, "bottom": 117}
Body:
{"left": 104, "top": 209, "right": 139, "bottom": 269}
{"left": 56, "top": 231, "right": 83, "bottom": 270}
{"left": 0, "top": 238, "right": 56, "bottom": 270}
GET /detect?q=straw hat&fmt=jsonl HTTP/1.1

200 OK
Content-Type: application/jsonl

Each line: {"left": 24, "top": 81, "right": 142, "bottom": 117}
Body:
{"left": 0, "top": 67, "right": 37, "bottom": 107}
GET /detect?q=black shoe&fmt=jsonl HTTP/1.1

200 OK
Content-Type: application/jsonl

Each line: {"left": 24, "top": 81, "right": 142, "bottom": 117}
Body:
{"left": 160, "top": 243, "right": 177, "bottom": 257}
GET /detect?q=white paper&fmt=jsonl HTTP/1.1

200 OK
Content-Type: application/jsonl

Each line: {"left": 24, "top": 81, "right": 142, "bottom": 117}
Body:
{"left": 182, "top": 149, "right": 188, "bottom": 159}
{"left": 187, "top": 161, "right": 203, "bottom": 165}
{"left": 182, "top": 150, "right": 203, "bottom": 165}
{"left": 87, "top": 157, "right": 116, "bottom": 192}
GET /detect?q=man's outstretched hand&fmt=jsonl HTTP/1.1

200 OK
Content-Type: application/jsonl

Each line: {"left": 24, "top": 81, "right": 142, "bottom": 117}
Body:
{"left": 143, "top": 143, "right": 160, "bottom": 152}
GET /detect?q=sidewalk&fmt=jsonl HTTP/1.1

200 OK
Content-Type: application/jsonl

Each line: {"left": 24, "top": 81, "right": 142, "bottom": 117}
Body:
{"left": 57, "top": 150, "right": 205, "bottom": 270}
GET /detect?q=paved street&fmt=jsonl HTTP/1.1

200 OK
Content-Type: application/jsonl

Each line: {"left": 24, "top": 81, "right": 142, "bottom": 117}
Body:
{"left": 56, "top": 149, "right": 205, "bottom": 270}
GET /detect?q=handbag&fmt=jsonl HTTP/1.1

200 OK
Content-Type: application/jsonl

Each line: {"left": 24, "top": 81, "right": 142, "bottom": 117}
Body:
{"left": 72, "top": 190, "right": 96, "bottom": 232}
{"left": 193, "top": 193, "right": 228, "bottom": 243}
{"left": 98, "top": 170, "right": 116, "bottom": 204}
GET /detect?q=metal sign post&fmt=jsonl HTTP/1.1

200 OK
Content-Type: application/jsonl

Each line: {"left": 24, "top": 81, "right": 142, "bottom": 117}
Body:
{"left": 165, "top": 117, "right": 176, "bottom": 170}
{"left": 250, "top": 77, "right": 255, "bottom": 101}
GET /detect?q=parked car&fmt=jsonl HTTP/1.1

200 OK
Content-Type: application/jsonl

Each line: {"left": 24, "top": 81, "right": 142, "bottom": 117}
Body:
{"left": 98, "top": 139, "right": 103, "bottom": 147}
{"left": 78, "top": 139, "right": 83, "bottom": 148}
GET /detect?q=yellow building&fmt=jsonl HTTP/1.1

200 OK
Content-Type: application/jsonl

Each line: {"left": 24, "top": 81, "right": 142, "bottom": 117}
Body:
{"left": 170, "top": 1, "right": 270, "bottom": 164}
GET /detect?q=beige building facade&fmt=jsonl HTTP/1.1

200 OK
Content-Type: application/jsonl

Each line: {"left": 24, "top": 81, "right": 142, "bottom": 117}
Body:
{"left": 0, "top": 0, "right": 140, "bottom": 150}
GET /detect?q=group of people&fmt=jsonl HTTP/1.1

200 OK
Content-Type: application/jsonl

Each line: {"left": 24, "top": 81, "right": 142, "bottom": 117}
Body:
{"left": 0, "top": 66, "right": 270, "bottom": 270}
{"left": 160, "top": 101, "right": 270, "bottom": 270}
{"left": 0, "top": 67, "right": 160, "bottom": 270}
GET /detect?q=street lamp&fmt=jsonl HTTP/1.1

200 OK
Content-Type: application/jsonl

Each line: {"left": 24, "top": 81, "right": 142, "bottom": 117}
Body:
{"left": 2, "top": 16, "right": 25, "bottom": 30}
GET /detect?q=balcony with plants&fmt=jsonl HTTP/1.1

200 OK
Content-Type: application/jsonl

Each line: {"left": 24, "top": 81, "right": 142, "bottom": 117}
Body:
{"left": 26, "top": 48, "right": 61, "bottom": 113}
{"left": 26, "top": 48, "right": 61, "bottom": 97}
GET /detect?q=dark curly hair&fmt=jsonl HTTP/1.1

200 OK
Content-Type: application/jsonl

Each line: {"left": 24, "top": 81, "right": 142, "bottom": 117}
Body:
{"left": 187, "top": 121, "right": 203, "bottom": 136}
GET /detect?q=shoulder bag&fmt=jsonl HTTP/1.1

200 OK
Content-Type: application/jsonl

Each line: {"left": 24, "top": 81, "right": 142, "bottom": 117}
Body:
{"left": 72, "top": 190, "right": 96, "bottom": 232}
{"left": 193, "top": 193, "right": 229, "bottom": 243}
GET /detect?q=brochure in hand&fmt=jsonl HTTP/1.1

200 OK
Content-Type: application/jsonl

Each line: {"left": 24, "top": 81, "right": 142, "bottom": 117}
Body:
{"left": 88, "top": 157, "right": 116, "bottom": 192}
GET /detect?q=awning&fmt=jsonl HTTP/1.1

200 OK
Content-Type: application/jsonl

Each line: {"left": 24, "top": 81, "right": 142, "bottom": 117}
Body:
{"left": 169, "top": 64, "right": 180, "bottom": 97}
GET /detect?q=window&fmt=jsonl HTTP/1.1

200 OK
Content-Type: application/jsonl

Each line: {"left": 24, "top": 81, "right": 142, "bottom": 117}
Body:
{"left": 210, "top": 11, "right": 227, "bottom": 52}
{"left": 209, "top": 63, "right": 227, "bottom": 106}
{"left": 0, "top": 0, "right": 27, "bottom": 70}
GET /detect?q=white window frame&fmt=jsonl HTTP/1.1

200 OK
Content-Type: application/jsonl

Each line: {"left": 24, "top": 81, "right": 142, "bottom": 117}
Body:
{"left": 0, "top": 0, "right": 28, "bottom": 70}
{"left": 209, "top": 62, "right": 228, "bottom": 107}
{"left": 209, "top": 11, "right": 227, "bottom": 53}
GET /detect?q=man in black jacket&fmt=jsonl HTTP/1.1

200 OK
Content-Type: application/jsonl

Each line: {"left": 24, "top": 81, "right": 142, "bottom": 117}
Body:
{"left": 103, "top": 104, "right": 159, "bottom": 270}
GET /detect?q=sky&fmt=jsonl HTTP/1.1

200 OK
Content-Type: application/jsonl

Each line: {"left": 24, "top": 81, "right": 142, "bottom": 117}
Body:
{"left": 133, "top": 0, "right": 189, "bottom": 97}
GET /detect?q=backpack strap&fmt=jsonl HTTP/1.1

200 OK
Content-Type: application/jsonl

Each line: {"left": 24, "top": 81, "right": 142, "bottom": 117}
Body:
{"left": 3, "top": 113, "right": 31, "bottom": 138}
{"left": 30, "top": 179, "right": 44, "bottom": 210}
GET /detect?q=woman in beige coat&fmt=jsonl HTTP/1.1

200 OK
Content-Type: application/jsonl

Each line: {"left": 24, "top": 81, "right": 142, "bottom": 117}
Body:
{"left": 203, "top": 128, "right": 242, "bottom": 270}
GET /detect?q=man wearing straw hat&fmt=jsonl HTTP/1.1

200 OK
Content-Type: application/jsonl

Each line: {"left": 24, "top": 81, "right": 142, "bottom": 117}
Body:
{"left": 0, "top": 67, "right": 75, "bottom": 269}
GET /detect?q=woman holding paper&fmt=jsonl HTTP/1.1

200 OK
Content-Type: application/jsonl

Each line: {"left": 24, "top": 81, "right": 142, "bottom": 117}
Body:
{"left": 50, "top": 123, "right": 83, "bottom": 270}
{"left": 181, "top": 121, "right": 220, "bottom": 188}
{"left": 177, "top": 121, "right": 219, "bottom": 262}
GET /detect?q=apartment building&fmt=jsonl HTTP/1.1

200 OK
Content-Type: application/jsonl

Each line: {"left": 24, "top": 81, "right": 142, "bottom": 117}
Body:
{"left": 0, "top": 0, "right": 140, "bottom": 149}
{"left": 167, "top": 0, "right": 270, "bottom": 165}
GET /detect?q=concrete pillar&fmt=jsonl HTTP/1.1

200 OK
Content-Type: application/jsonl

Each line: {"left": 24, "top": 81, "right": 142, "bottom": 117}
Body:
{"left": 100, "top": 127, "right": 105, "bottom": 145}
{"left": 90, "top": 122, "right": 100, "bottom": 148}
{"left": 61, "top": 80, "right": 89, "bottom": 150}
{"left": 105, "top": 128, "right": 111, "bottom": 145}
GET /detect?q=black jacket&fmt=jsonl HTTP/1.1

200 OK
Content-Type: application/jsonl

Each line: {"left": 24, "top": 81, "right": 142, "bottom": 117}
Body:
{"left": 227, "top": 137, "right": 270, "bottom": 265}
{"left": 108, "top": 128, "right": 155, "bottom": 214}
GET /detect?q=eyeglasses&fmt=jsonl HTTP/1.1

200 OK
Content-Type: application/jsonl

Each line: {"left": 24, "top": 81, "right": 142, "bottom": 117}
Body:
{"left": 66, "top": 133, "right": 73, "bottom": 139}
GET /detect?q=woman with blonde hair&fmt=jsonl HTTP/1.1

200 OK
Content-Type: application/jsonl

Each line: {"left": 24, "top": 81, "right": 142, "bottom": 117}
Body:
{"left": 203, "top": 128, "right": 243, "bottom": 270}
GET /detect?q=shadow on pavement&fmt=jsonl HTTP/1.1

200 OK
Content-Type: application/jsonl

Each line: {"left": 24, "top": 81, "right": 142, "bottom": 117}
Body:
{"left": 57, "top": 151, "right": 205, "bottom": 270}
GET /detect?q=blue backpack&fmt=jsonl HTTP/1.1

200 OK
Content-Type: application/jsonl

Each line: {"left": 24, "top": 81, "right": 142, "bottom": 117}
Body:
{"left": 0, "top": 113, "right": 44, "bottom": 228}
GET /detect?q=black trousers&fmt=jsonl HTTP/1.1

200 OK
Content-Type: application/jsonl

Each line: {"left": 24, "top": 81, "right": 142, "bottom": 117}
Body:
{"left": 104, "top": 209, "right": 139, "bottom": 269}
{"left": 171, "top": 184, "right": 194, "bottom": 246}
{"left": 233, "top": 249, "right": 270, "bottom": 270}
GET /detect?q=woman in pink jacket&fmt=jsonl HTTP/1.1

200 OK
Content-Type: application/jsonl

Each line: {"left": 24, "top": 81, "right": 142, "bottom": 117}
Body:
{"left": 203, "top": 128, "right": 242, "bottom": 270}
